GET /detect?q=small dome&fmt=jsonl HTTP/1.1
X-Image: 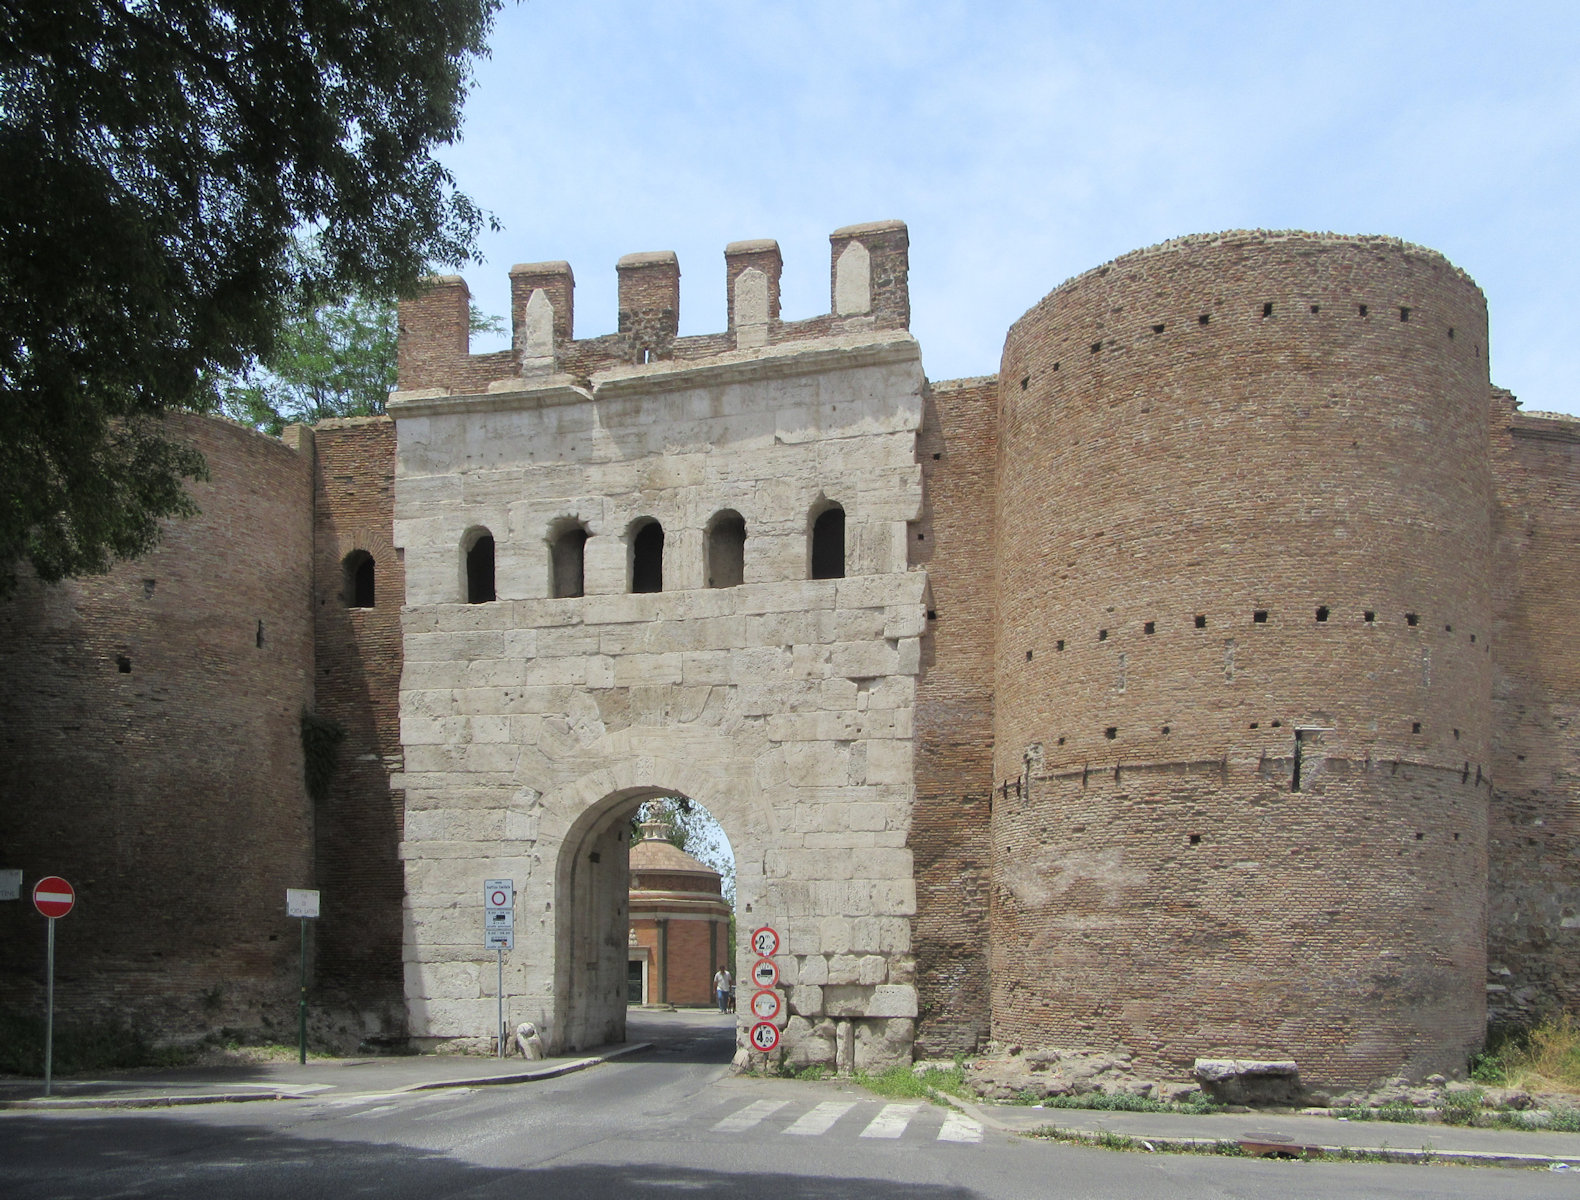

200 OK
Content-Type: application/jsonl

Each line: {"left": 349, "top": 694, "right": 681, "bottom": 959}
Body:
{"left": 629, "top": 820, "right": 722, "bottom": 882}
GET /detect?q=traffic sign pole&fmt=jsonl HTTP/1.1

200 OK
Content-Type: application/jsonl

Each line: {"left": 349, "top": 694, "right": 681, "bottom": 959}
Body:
{"left": 32, "top": 876, "right": 76, "bottom": 1098}
{"left": 44, "top": 917, "right": 55, "bottom": 1097}
{"left": 497, "top": 949, "right": 504, "bottom": 1060}
{"left": 298, "top": 916, "right": 308, "bottom": 1065}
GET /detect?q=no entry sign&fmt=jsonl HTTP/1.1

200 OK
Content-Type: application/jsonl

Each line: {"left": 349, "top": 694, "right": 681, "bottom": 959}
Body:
{"left": 32, "top": 877, "right": 74, "bottom": 919}
{"left": 749, "top": 1021, "right": 780, "bottom": 1052}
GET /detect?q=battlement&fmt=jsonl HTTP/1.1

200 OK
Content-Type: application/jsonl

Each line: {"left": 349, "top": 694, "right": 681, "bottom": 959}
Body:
{"left": 395, "top": 221, "right": 909, "bottom": 395}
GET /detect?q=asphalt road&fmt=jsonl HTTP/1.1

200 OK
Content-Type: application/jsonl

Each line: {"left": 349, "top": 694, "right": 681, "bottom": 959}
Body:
{"left": 2, "top": 1012, "right": 1576, "bottom": 1199}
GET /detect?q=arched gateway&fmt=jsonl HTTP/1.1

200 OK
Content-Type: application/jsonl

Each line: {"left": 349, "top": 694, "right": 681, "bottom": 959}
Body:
{"left": 392, "top": 222, "right": 926, "bottom": 1070}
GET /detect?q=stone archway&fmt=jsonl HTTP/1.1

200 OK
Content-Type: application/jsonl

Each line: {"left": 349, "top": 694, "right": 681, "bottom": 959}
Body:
{"left": 542, "top": 759, "right": 766, "bottom": 1054}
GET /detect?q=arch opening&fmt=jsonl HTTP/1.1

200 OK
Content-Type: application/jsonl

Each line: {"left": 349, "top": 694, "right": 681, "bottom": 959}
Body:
{"left": 548, "top": 519, "right": 588, "bottom": 599}
{"left": 810, "top": 501, "right": 845, "bottom": 580}
{"left": 705, "top": 510, "right": 746, "bottom": 589}
{"left": 464, "top": 528, "right": 496, "bottom": 604}
{"left": 630, "top": 519, "right": 664, "bottom": 593}
{"left": 343, "top": 549, "right": 375, "bottom": 608}
{"left": 554, "top": 786, "right": 736, "bottom": 1053}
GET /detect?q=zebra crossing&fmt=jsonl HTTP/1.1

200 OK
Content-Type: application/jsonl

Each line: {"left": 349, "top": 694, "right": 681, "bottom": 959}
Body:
{"left": 709, "top": 1097, "right": 984, "bottom": 1144}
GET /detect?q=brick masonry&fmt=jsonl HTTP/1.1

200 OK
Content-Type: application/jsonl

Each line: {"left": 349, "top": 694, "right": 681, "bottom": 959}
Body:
{"left": 908, "top": 376, "right": 998, "bottom": 1055}
{"left": 991, "top": 232, "right": 1497, "bottom": 1086}
{"left": 1, "top": 224, "right": 1575, "bottom": 1090}
{"left": 0, "top": 413, "right": 315, "bottom": 1033}
{"left": 1487, "top": 390, "right": 1580, "bottom": 1026}
{"left": 306, "top": 418, "right": 407, "bottom": 1027}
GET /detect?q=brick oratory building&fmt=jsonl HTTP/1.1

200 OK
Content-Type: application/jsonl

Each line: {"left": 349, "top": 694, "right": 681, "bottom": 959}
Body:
{"left": 1, "top": 223, "right": 1576, "bottom": 1091}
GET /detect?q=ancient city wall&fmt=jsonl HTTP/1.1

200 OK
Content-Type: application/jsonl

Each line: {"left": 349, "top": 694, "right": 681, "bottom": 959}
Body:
{"left": 304, "top": 418, "right": 408, "bottom": 1033}
{"left": 991, "top": 232, "right": 1495, "bottom": 1085}
{"left": 1487, "top": 394, "right": 1580, "bottom": 1026}
{"left": 0, "top": 413, "right": 315, "bottom": 1035}
{"left": 908, "top": 375, "right": 999, "bottom": 1055}
{"left": 391, "top": 223, "right": 930, "bottom": 1069}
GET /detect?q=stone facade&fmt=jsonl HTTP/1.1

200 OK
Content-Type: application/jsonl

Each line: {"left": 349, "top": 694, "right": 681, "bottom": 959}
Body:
{"left": 390, "top": 222, "right": 926, "bottom": 1068}
{"left": 1, "top": 222, "right": 1575, "bottom": 1091}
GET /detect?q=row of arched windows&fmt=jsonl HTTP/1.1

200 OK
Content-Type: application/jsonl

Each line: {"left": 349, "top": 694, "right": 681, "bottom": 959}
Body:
{"left": 460, "top": 502, "right": 846, "bottom": 605}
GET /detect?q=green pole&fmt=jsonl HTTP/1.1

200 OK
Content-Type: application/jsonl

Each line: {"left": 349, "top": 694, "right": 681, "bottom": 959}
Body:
{"left": 298, "top": 916, "right": 307, "bottom": 1065}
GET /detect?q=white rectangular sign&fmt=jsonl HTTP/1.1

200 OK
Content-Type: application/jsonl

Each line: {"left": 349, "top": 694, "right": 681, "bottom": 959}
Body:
{"left": 484, "top": 879, "right": 513, "bottom": 909}
{"left": 0, "top": 869, "right": 20, "bottom": 902}
{"left": 485, "top": 928, "right": 514, "bottom": 951}
{"left": 286, "top": 889, "right": 320, "bottom": 918}
{"left": 485, "top": 908, "right": 514, "bottom": 929}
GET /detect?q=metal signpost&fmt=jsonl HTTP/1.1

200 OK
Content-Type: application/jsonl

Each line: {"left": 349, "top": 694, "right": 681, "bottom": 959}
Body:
{"left": 484, "top": 879, "right": 514, "bottom": 1058}
{"left": 746, "top": 925, "right": 782, "bottom": 1059}
{"left": 286, "top": 889, "right": 320, "bottom": 1065}
{"left": 32, "top": 876, "right": 75, "bottom": 1096}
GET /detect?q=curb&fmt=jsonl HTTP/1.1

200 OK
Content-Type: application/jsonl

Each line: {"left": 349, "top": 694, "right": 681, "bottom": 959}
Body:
{"left": 0, "top": 1041, "right": 653, "bottom": 1112}
{"left": 400, "top": 1041, "right": 653, "bottom": 1092}
{"left": 0, "top": 1090, "right": 298, "bottom": 1112}
{"left": 926, "top": 1090, "right": 1580, "bottom": 1171}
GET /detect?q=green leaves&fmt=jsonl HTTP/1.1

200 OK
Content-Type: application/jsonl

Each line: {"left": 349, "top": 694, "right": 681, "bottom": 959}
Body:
{"left": 0, "top": 0, "right": 502, "bottom": 592}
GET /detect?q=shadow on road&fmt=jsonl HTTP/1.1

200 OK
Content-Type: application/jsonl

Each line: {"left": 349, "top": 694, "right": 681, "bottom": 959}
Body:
{"left": 0, "top": 1114, "right": 980, "bottom": 1200}
{"left": 624, "top": 1008, "right": 738, "bottom": 1066}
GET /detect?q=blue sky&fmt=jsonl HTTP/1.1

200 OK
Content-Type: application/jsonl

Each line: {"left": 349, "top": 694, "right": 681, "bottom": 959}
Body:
{"left": 441, "top": 1, "right": 1579, "bottom": 416}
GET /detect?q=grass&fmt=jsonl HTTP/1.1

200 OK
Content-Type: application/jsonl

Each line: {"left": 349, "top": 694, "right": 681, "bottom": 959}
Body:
{"left": 1472, "top": 1013, "right": 1580, "bottom": 1095}
{"left": 851, "top": 1061, "right": 972, "bottom": 1101}
{"left": 0, "top": 1010, "right": 198, "bottom": 1077}
{"left": 1014, "top": 1090, "right": 1220, "bottom": 1115}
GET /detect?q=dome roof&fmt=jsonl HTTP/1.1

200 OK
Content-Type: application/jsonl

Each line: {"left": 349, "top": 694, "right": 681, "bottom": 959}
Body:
{"left": 629, "top": 821, "right": 721, "bottom": 879}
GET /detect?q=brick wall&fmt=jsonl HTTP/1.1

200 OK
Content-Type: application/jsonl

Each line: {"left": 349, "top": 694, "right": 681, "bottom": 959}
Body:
{"left": 909, "top": 376, "right": 998, "bottom": 1054}
{"left": 0, "top": 413, "right": 315, "bottom": 1035}
{"left": 304, "top": 418, "right": 407, "bottom": 1021}
{"left": 990, "top": 232, "right": 1495, "bottom": 1086}
{"left": 1487, "top": 394, "right": 1580, "bottom": 1026}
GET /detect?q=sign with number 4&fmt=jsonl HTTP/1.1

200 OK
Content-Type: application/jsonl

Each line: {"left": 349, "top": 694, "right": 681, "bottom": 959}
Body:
{"left": 749, "top": 1021, "right": 780, "bottom": 1052}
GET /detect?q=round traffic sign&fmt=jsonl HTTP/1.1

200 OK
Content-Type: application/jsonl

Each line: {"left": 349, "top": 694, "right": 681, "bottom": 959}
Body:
{"left": 32, "top": 876, "right": 75, "bottom": 919}
{"left": 488, "top": 887, "right": 510, "bottom": 908}
{"left": 750, "top": 925, "right": 779, "bottom": 957}
{"left": 749, "top": 989, "right": 781, "bottom": 1021}
{"left": 750, "top": 957, "right": 778, "bottom": 989}
{"left": 749, "top": 1021, "right": 780, "bottom": 1052}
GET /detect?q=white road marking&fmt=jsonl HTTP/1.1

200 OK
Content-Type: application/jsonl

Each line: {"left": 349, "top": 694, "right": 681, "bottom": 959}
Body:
{"left": 936, "top": 1110, "right": 983, "bottom": 1142}
{"left": 712, "top": 1099, "right": 790, "bottom": 1132}
{"left": 785, "top": 1100, "right": 857, "bottom": 1135}
{"left": 859, "top": 1102, "right": 921, "bottom": 1139}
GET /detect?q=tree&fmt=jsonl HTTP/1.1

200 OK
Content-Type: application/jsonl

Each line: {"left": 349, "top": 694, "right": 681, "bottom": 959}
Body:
{"left": 214, "top": 245, "right": 503, "bottom": 436}
{"left": 632, "top": 797, "right": 736, "bottom": 904}
{"left": 0, "top": 1, "right": 501, "bottom": 593}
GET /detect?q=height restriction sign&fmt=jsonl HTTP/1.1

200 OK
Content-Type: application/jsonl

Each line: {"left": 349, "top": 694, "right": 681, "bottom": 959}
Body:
{"left": 749, "top": 1021, "right": 780, "bottom": 1052}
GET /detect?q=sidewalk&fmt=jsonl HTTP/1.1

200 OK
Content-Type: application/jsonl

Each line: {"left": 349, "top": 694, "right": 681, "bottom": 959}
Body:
{"left": 0, "top": 1041, "right": 651, "bottom": 1111}
{"left": 939, "top": 1092, "right": 1580, "bottom": 1170}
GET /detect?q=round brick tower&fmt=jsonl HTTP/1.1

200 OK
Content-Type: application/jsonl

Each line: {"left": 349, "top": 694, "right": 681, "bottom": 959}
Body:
{"left": 990, "top": 232, "right": 1494, "bottom": 1087}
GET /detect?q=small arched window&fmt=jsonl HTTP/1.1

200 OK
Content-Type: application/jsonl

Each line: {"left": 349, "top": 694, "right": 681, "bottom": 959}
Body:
{"left": 810, "top": 503, "right": 845, "bottom": 580}
{"left": 549, "top": 521, "right": 588, "bottom": 599}
{"left": 706, "top": 510, "right": 746, "bottom": 588}
{"left": 343, "top": 550, "right": 375, "bottom": 608}
{"left": 465, "top": 529, "right": 496, "bottom": 604}
{"left": 630, "top": 519, "right": 663, "bottom": 593}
